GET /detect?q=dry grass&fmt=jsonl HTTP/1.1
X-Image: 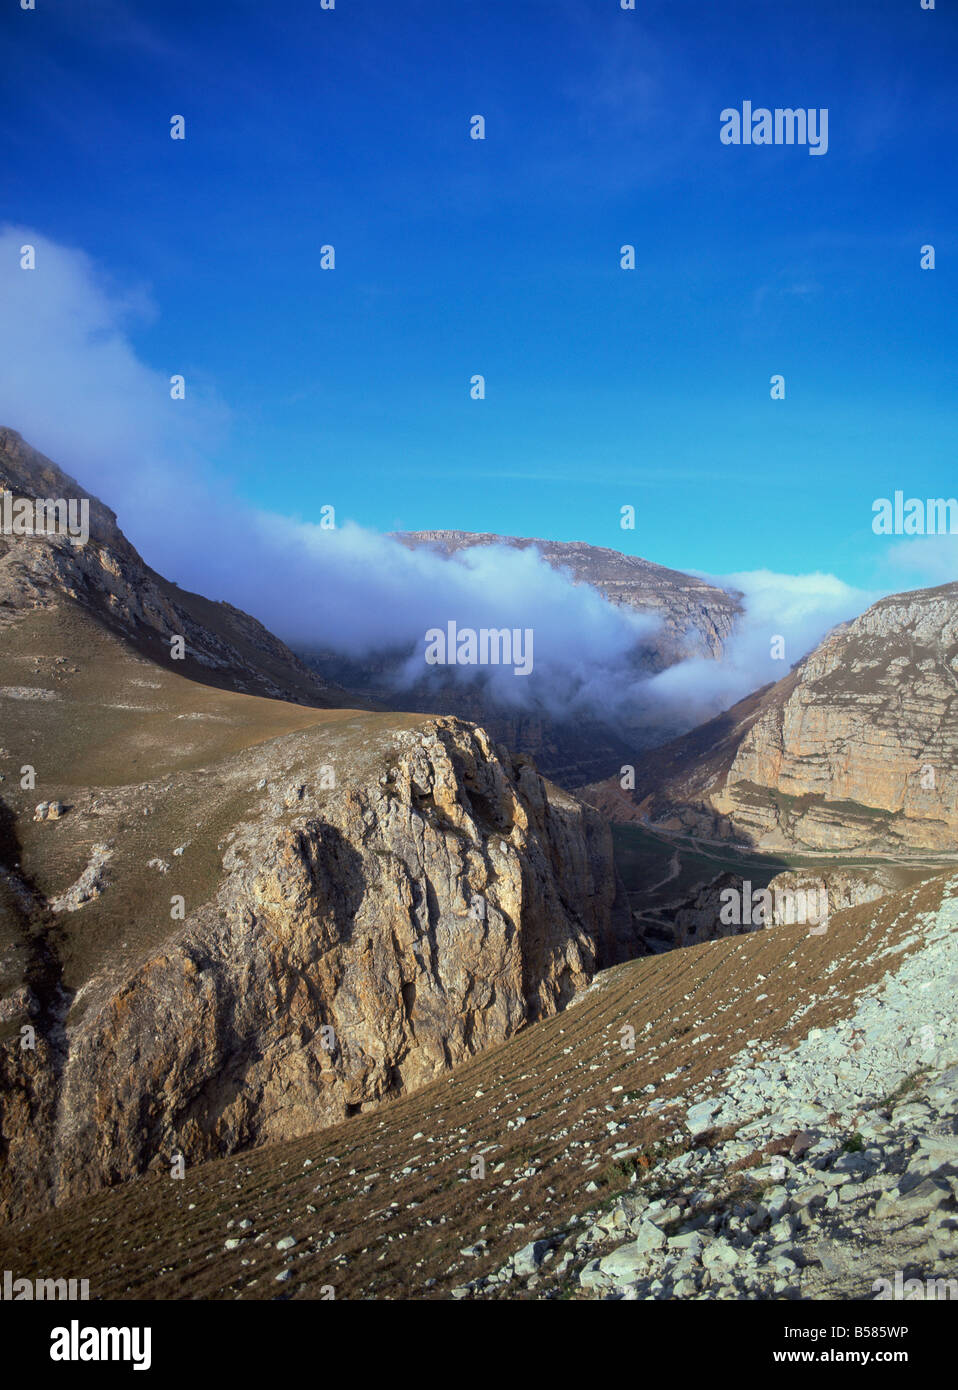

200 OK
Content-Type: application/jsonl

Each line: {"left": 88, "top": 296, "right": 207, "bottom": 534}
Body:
{"left": 1, "top": 872, "right": 949, "bottom": 1301}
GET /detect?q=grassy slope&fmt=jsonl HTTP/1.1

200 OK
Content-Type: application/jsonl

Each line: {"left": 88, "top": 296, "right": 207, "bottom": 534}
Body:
{"left": 0, "top": 598, "right": 425, "bottom": 1011}
{"left": 1, "top": 874, "right": 950, "bottom": 1300}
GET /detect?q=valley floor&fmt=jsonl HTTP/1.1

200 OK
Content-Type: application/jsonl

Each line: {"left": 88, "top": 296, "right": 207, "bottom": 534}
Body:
{"left": 612, "top": 821, "right": 952, "bottom": 946}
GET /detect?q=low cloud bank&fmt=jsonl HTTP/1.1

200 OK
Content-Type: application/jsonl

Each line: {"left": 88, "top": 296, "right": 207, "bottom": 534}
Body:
{"left": 635, "top": 568, "right": 877, "bottom": 733}
{"left": 0, "top": 226, "right": 877, "bottom": 738}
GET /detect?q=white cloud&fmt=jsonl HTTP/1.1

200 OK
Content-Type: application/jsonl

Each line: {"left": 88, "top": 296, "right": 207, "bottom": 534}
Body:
{"left": 884, "top": 535, "right": 958, "bottom": 588}
{"left": 0, "top": 226, "right": 881, "bottom": 742}
{"left": 0, "top": 225, "right": 228, "bottom": 525}
{"left": 635, "top": 568, "right": 880, "bottom": 734}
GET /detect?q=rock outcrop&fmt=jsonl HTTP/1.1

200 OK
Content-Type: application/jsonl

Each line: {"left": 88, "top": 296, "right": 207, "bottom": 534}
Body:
{"left": 590, "top": 583, "right": 958, "bottom": 854}
{"left": 0, "top": 713, "right": 632, "bottom": 1222}
{"left": 0, "top": 431, "right": 634, "bottom": 1223}
{"left": 636, "top": 865, "right": 906, "bottom": 954}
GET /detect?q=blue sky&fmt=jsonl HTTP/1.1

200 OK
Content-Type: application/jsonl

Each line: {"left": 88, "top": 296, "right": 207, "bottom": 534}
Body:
{"left": 2, "top": 0, "right": 957, "bottom": 591}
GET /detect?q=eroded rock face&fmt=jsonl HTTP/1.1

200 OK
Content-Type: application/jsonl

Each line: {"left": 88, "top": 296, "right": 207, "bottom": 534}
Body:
{"left": 714, "top": 588, "right": 958, "bottom": 851}
{"left": 764, "top": 867, "right": 902, "bottom": 919}
{"left": 596, "top": 583, "right": 958, "bottom": 854}
{"left": 0, "top": 718, "right": 633, "bottom": 1221}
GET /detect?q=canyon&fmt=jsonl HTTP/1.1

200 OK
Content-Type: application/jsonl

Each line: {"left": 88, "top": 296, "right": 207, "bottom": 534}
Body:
{"left": 1, "top": 426, "right": 957, "bottom": 1309}
{"left": 0, "top": 429, "right": 633, "bottom": 1223}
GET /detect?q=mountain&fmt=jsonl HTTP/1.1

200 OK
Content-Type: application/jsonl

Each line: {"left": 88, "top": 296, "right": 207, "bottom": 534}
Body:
{"left": 587, "top": 583, "right": 958, "bottom": 856}
{"left": 394, "top": 532, "right": 742, "bottom": 663}
{"left": 303, "top": 531, "right": 744, "bottom": 787}
{"left": 4, "top": 429, "right": 958, "bottom": 1306}
{"left": 0, "top": 430, "right": 633, "bottom": 1222}
{"left": 0, "top": 427, "right": 350, "bottom": 708}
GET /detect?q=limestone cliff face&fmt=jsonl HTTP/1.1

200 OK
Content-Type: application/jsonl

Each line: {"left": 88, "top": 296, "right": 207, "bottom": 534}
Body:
{"left": 0, "top": 717, "right": 632, "bottom": 1221}
{"left": 718, "top": 587, "right": 958, "bottom": 850}
{"left": 597, "top": 583, "right": 958, "bottom": 854}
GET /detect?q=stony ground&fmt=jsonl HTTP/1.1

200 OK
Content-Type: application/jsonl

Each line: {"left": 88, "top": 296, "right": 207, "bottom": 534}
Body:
{"left": 478, "top": 887, "right": 958, "bottom": 1300}
{"left": 1, "top": 872, "right": 954, "bottom": 1301}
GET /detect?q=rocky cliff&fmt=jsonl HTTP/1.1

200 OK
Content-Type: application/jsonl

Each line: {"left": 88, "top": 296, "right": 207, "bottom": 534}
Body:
{"left": 394, "top": 532, "right": 742, "bottom": 663}
{"left": 0, "top": 429, "right": 633, "bottom": 1222}
{"left": 0, "top": 426, "right": 346, "bottom": 706}
{"left": 589, "top": 583, "right": 958, "bottom": 854}
{"left": 0, "top": 714, "right": 632, "bottom": 1221}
